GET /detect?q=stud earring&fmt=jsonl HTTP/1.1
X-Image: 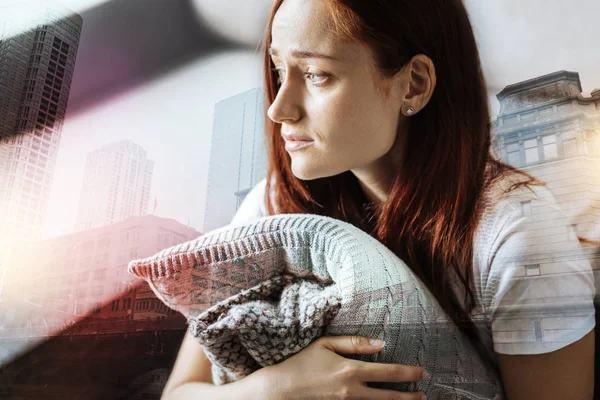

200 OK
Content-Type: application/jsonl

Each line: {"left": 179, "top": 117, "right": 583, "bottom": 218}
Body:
{"left": 405, "top": 107, "right": 415, "bottom": 116}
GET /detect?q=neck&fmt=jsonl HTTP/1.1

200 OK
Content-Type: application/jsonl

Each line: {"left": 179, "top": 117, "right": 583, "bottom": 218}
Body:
{"left": 352, "top": 124, "right": 407, "bottom": 206}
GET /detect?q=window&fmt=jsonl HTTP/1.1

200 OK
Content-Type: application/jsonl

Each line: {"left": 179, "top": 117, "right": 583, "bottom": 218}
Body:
{"left": 521, "top": 111, "right": 535, "bottom": 121}
{"left": 521, "top": 200, "right": 532, "bottom": 216}
{"left": 504, "top": 115, "right": 517, "bottom": 126}
{"left": 542, "top": 134, "right": 557, "bottom": 160}
{"left": 524, "top": 138, "right": 539, "bottom": 164}
{"left": 584, "top": 130, "right": 600, "bottom": 157}
{"left": 563, "top": 138, "right": 577, "bottom": 157}
{"left": 76, "top": 287, "right": 87, "bottom": 298}
{"left": 524, "top": 264, "right": 541, "bottom": 276}
{"left": 539, "top": 106, "right": 553, "bottom": 117}
{"left": 99, "top": 237, "right": 111, "bottom": 249}
{"left": 506, "top": 143, "right": 521, "bottom": 167}
{"left": 533, "top": 320, "right": 543, "bottom": 341}
{"left": 91, "top": 286, "right": 103, "bottom": 297}
{"left": 93, "top": 268, "right": 107, "bottom": 280}
{"left": 75, "top": 301, "right": 86, "bottom": 315}
{"left": 91, "top": 302, "right": 101, "bottom": 314}
{"left": 77, "top": 271, "right": 89, "bottom": 281}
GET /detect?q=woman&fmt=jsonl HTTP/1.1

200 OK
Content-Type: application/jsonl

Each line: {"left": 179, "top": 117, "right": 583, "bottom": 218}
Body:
{"left": 162, "top": 0, "right": 596, "bottom": 398}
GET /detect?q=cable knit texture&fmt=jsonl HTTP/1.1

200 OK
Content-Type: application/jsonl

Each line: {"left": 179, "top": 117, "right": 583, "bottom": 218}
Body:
{"left": 128, "top": 213, "right": 505, "bottom": 399}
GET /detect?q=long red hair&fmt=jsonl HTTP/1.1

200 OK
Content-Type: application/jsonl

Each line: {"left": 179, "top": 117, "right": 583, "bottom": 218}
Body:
{"left": 261, "top": 0, "right": 539, "bottom": 373}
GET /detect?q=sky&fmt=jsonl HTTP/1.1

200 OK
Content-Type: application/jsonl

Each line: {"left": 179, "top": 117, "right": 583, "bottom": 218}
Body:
{"left": 42, "top": 51, "right": 263, "bottom": 238}
{"left": 464, "top": 0, "right": 600, "bottom": 109}
{"left": 38, "top": 0, "right": 600, "bottom": 239}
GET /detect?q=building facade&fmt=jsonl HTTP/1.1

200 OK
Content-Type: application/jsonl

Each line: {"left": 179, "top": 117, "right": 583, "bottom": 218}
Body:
{"left": 490, "top": 70, "right": 600, "bottom": 345}
{"left": 0, "top": 1, "right": 82, "bottom": 242}
{"left": 74, "top": 140, "right": 154, "bottom": 232}
{"left": 203, "top": 87, "right": 268, "bottom": 233}
{"left": 2, "top": 214, "right": 201, "bottom": 327}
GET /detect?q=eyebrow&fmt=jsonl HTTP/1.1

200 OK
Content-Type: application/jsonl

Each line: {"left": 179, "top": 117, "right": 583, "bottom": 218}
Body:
{"left": 269, "top": 46, "right": 342, "bottom": 62}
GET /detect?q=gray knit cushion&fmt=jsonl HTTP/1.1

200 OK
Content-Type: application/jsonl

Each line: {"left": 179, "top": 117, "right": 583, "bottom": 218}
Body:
{"left": 128, "top": 214, "right": 504, "bottom": 399}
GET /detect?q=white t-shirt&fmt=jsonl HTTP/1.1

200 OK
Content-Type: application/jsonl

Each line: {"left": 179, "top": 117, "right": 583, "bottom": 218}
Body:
{"left": 229, "top": 173, "right": 596, "bottom": 356}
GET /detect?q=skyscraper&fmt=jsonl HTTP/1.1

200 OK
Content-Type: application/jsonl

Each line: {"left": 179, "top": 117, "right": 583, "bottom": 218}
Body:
{"left": 75, "top": 140, "right": 154, "bottom": 232}
{"left": 0, "top": 1, "right": 82, "bottom": 301}
{"left": 0, "top": 1, "right": 82, "bottom": 242}
{"left": 203, "top": 87, "right": 268, "bottom": 232}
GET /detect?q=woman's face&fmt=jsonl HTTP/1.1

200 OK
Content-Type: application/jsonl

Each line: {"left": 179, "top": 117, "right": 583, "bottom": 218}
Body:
{"left": 267, "top": 0, "right": 406, "bottom": 186}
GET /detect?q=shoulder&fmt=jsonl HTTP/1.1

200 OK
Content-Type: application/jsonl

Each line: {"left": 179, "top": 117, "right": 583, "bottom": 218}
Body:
{"left": 477, "top": 169, "right": 583, "bottom": 261}
{"left": 475, "top": 170, "right": 561, "bottom": 256}
{"left": 229, "top": 178, "right": 272, "bottom": 227}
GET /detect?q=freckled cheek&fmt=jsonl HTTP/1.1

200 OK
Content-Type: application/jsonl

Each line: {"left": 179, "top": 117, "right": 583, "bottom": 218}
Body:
{"left": 304, "top": 90, "right": 363, "bottom": 143}
{"left": 310, "top": 94, "right": 360, "bottom": 127}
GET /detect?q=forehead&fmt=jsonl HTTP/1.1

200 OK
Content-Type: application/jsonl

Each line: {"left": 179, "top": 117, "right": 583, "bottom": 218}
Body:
{"left": 271, "top": 0, "right": 352, "bottom": 58}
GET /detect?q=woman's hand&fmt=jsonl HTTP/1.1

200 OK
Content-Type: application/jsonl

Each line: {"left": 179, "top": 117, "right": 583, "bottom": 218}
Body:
{"left": 254, "top": 335, "right": 428, "bottom": 400}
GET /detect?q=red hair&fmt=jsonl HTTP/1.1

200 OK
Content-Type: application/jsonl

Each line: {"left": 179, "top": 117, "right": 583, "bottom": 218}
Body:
{"left": 261, "top": 0, "right": 540, "bottom": 373}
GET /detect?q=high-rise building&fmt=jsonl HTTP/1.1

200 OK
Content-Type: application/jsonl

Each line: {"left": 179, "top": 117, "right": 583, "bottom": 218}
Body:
{"left": 203, "top": 87, "right": 268, "bottom": 232}
{"left": 491, "top": 70, "right": 600, "bottom": 344}
{"left": 75, "top": 140, "right": 154, "bottom": 232}
{"left": 0, "top": 0, "right": 82, "bottom": 302}
{"left": 0, "top": 1, "right": 82, "bottom": 242}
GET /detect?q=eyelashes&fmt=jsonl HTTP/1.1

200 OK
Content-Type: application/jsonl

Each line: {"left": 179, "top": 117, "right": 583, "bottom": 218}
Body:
{"left": 270, "top": 67, "right": 328, "bottom": 86}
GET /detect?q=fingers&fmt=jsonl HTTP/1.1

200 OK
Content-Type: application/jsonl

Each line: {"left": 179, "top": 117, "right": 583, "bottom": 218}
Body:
{"left": 319, "top": 335, "right": 386, "bottom": 355}
{"left": 351, "top": 360, "right": 427, "bottom": 384}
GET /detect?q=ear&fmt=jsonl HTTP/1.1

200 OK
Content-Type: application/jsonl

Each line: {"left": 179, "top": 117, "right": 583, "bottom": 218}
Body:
{"left": 397, "top": 54, "right": 437, "bottom": 116}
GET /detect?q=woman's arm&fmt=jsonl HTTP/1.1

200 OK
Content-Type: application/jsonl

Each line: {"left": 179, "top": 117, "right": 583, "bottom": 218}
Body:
{"left": 497, "top": 328, "right": 595, "bottom": 400}
{"left": 161, "top": 330, "right": 268, "bottom": 400}
{"left": 483, "top": 183, "right": 596, "bottom": 399}
{"left": 161, "top": 179, "right": 273, "bottom": 399}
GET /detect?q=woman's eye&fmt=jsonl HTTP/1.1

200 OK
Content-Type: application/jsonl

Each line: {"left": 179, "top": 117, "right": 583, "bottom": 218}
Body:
{"left": 271, "top": 68, "right": 327, "bottom": 86}
{"left": 306, "top": 72, "right": 327, "bottom": 84}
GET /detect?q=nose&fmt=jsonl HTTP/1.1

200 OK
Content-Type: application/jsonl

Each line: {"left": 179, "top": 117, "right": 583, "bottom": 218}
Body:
{"left": 267, "top": 79, "right": 302, "bottom": 124}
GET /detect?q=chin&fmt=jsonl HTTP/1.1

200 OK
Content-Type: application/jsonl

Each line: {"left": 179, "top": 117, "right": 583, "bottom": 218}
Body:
{"left": 291, "top": 163, "right": 339, "bottom": 181}
{"left": 291, "top": 164, "right": 320, "bottom": 181}
{"left": 291, "top": 170, "right": 316, "bottom": 181}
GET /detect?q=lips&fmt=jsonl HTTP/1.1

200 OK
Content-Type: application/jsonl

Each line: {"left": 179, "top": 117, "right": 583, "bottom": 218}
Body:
{"left": 282, "top": 133, "right": 313, "bottom": 142}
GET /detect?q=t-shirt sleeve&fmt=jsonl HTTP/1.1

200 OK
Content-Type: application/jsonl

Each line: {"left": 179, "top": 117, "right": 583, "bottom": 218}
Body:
{"left": 229, "top": 178, "right": 269, "bottom": 227}
{"left": 485, "top": 184, "right": 596, "bottom": 355}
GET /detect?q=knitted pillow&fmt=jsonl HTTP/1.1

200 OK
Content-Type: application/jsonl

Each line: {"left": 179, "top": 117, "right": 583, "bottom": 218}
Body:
{"left": 128, "top": 213, "right": 504, "bottom": 399}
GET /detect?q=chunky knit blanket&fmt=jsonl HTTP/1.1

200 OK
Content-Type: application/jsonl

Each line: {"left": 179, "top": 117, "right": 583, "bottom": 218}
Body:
{"left": 128, "top": 214, "right": 505, "bottom": 399}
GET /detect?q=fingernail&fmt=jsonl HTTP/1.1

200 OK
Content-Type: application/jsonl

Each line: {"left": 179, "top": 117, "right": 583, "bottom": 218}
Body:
{"left": 421, "top": 396, "right": 427, "bottom": 400}
{"left": 369, "top": 339, "right": 385, "bottom": 347}
{"left": 422, "top": 370, "right": 429, "bottom": 380}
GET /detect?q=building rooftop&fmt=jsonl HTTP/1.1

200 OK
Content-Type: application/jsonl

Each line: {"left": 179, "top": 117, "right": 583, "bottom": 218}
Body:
{"left": 497, "top": 70, "right": 582, "bottom": 100}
